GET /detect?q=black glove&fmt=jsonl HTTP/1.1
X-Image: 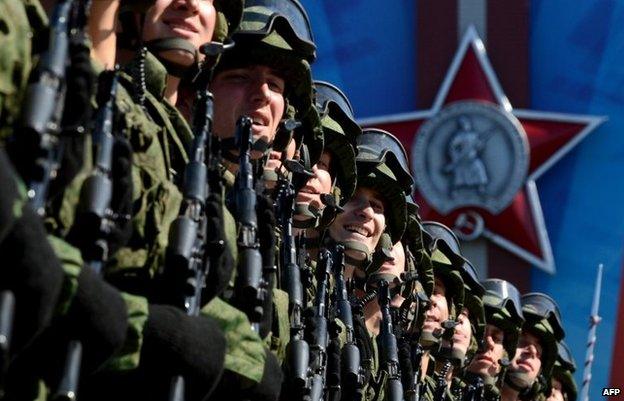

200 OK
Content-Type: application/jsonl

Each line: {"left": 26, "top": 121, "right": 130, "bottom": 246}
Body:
{"left": 0, "top": 149, "right": 65, "bottom": 356}
{"left": 139, "top": 304, "right": 226, "bottom": 400}
{"left": 5, "top": 265, "right": 128, "bottom": 396}
{"left": 212, "top": 349, "right": 283, "bottom": 401}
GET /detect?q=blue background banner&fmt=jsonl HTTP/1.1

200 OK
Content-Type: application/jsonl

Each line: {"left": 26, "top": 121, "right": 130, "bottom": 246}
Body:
{"left": 302, "top": 0, "right": 624, "bottom": 396}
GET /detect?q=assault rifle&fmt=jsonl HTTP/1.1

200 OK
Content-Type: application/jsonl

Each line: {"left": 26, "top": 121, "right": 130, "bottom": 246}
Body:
{"left": 52, "top": 68, "right": 119, "bottom": 401}
{"left": 331, "top": 243, "right": 362, "bottom": 400}
{"left": 276, "top": 158, "right": 313, "bottom": 395}
{"left": 308, "top": 248, "right": 333, "bottom": 401}
{"left": 232, "top": 117, "right": 265, "bottom": 333}
{"left": 462, "top": 375, "right": 484, "bottom": 401}
{"left": 432, "top": 320, "right": 459, "bottom": 401}
{"left": 163, "top": 84, "right": 225, "bottom": 401}
{"left": 1, "top": 0, "right": 91, "bottom": 394}
{"left": 378, "top": 279, "right": 405, "bottom": 401}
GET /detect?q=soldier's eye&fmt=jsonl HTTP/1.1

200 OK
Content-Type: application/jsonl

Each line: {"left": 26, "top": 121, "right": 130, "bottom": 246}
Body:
{"left": 267, "top": 77, "right": 285, "bottom": 93}
{"left": 371, "top": 200, "right": 384, "bottom": 213}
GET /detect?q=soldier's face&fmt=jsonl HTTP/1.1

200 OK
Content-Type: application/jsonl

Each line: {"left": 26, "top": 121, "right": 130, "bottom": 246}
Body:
{"left": 143, "top": 0, "right": 217, "bottom": 66}
{"left": 452, "top": 308, "right": 472, "bottom": 355}
{"left": 510, "top": 331, "right": 543, "bottom": 384}
{"left": 379, "top": 241, "right": 406, "bottom": 278}
{"left": 329, "top": 186, "right": 386, "bottom": 260}
{"left": 468, "top": 324, "right": 506, "bottom": 377}
{"left": 546, "top": 379, "right": 566, "bottom": 401}
{"left": 295, "top": 151, "right": 334, "bottom": 218}
{"left": 211, "top": 65, "right": 286, "bottom": 156}
{"left": 423, "top": 278, "right": 450, "bottom": 334}
{"left": 263, "top": 139, "right": 296, "bottom": 189}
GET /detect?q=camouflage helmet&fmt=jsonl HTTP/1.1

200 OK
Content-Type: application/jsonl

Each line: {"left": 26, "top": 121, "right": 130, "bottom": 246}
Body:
{"left": 460, "top": 260, "right": 486, "bottom": 352}
{"left": 214, "top": 13, "right": 321, "bottom": 157}
{"left": 235, "top": 0, "right": 316, "bottom": 62}
{"left": 481, "top": 279, "right": 525, "bottom": 360}
{"left": 519, "top": 293, "right": 565, "bottom": 379}
{"left": 313, "top": 81, "right": 360, "bottom": 205}
{"left": 355, "top": 138, "right": 409, "bottom": 243}
{"left": 214, "top": 0, "right": 245, "bottom": 42}
{"left": 421, "top": 222, "right": 466, "bottom": 319}
{"left": 552, "top": 341, "right": 577, "bottom": 401}
{"left": 402, "top": 198, "right": 434, "bottom": 298}
{"left": 357, "top": 128, "right": 413, "bottom": 195}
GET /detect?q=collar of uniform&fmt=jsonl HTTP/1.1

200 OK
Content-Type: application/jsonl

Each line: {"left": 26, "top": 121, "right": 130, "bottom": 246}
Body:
{"left": 142, "top": 50, "right": 168, "bottom": 100}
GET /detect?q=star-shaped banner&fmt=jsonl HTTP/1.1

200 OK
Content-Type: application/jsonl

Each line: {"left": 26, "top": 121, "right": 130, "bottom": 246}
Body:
{"left": 359, "top": 26, "right": 604, "bottom": 273}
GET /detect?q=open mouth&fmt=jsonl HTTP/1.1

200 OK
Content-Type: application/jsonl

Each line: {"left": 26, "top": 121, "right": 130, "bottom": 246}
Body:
{"left": 344, "top": 224, "right": 371, "bottom": 238}
{"left": 299, "top": 186, "right": 319, "bottom": 195}
{"left": 165, "top": 19, "right": 199, "bottom": 34}
{"left": 249, "top": 114, "right": 269, "bottom": 128}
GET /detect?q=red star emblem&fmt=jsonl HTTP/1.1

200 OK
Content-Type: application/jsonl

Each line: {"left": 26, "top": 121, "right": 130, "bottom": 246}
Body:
{"left": 360, "top": 27, "right": 604, "bottom": 273}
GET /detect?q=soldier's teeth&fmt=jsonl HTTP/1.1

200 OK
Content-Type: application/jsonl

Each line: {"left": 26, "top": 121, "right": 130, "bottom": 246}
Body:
{"left": 345, "top": 225, "right": 367, "bottom": 236}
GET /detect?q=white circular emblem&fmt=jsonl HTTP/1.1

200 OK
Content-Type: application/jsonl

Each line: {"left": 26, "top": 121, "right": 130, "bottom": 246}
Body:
{"left": 412, "top": 101, "right": 529, "bottom": 214}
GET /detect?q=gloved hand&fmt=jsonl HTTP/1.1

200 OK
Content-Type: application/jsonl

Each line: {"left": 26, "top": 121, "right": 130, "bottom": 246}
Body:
{"left": 213, "top": 349, "right": 283, "bottom": 401}
{"left": 0, "top": 149, "right": 64, "bottom": 355}
{"left": 138, "top": 304, "right": 226, "bottom": 400}
{"left": 5, "top": 263, "right": 128, "bottom": 395}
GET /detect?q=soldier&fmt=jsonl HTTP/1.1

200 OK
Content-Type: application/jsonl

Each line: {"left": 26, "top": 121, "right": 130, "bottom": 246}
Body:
{"left": 449, "top": 260, "right": 486, "bottom": 400}
{"left": 546, "top": 341, "right": 577, "bottom": 401}
{"left": 206, "top": 1, "right": 324, "bottom": 399}
{"left": 19, "top": 1, "right": 249, "bottom": 400}
{"left": 501, "top": 293, "right": 565, "bottom": 401}
{"left": 288, "top": 81, "right": 360, "bottom": 235}
{"left": 464, "top": 279, "right": 525, "bottom": 401}
{"left": 420, "top": 222, "right": 466, "bottom": 401}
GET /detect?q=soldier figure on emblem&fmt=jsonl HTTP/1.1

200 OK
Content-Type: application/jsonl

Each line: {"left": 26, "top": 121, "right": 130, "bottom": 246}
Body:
{"left": 444, "top": 116, "right": 491, "bottom": 197}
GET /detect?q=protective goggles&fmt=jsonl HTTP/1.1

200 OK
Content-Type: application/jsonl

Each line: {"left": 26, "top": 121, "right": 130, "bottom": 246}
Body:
{"left": 243, "top": 0, "right": 316, "bottom": 58}
{"left": 481, "top": 279, "right": 524, "bottom": 323}
{"left": 522, "top": 292, "right": 565, "bottom": 340}
{"left": 315, "top": 81, "right": 355, "bottom": 119}
{"left": 422, "top": 221, "right": 461, "bottom": 256}
{"left": 461, "top": 260, "right": 485, "bottom": 298}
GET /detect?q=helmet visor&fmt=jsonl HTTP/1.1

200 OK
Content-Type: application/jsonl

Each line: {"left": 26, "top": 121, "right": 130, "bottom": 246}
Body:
{"left": 357, "top": 129, "right": 409, "bottom": 173}
{"left": 422, "top": 221, "right": 461, "bottom": 256}
{"left": 461, "top": 260, "right": 485, "bottom": 297}
{"left": 243, "top": 0, "right": 315, "bottom": 48}
{"left": 522, "top": 292, "right": 565, "bottom": 340}
{"left": 315, "top": 81, "right": 355, "bottom": 119}
{"left": 482, "top": 279, "right": 524, "bottom": 323}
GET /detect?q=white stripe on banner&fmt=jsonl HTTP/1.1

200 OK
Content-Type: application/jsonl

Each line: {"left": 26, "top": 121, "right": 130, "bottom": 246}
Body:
{"left": 457, "top": 0, "right": 489, "bottom": 277}
{"left": 458, "top": 0, "right": 487, "bottom": 44}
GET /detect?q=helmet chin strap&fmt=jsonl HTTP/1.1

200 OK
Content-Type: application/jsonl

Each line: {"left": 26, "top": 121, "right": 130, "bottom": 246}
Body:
{"left": 293, "top": 203, "right": 320, "bottom": 228}
{"left": 144, "top": 37, "right": 200, "bottom": 78}
{"left": 505, "top": 371, "right": 534, "bottom": 392}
